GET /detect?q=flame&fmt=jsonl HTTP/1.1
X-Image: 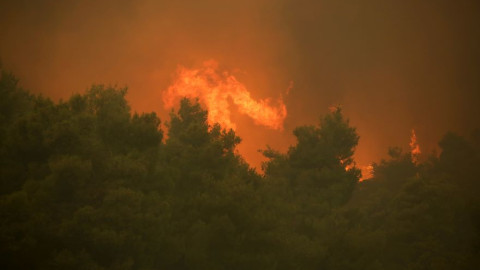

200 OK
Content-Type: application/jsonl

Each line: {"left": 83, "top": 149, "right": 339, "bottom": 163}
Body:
{"left": 409, "top": 129, "right": 421, "bottom": 164}
{"left": 343, "top": 161, "right": 373, "bottom": 182}
{"left": 328, "top": 104, "right": 342, "bottom": 112}
{"left": 359, "top": 164, "right": 374, "bottom": 181}
{"left": 163, "top": 60, "right": 287, "bottom": 130}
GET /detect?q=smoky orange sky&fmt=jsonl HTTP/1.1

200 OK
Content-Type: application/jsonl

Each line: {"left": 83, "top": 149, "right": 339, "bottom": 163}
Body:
{"left": 1, "top": 0, "right": 479, "bottom": 171}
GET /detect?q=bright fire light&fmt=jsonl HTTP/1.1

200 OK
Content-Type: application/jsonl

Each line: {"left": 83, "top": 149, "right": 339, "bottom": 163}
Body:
{"left": 360, "top": 164, "right": 374, "bottom": 181}
{"left": 409, "top": 129, "right": 421, "bottom": 164}
{"left": 162, "top": 60, "right": 287, "bottom": 130}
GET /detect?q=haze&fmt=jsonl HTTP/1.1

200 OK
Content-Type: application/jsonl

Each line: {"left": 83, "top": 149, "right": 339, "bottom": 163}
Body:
{"left": 1, "top": 0, "right": 479, "bottom": 169}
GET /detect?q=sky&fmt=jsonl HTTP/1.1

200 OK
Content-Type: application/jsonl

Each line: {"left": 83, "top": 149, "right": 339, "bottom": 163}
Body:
{"left": 1, "top": 0, "right": 479, "bottom": 170}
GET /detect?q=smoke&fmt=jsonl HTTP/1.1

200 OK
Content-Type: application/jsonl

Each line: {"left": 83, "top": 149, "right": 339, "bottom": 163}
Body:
{"left": 1, "top": 0, "right": 479, "bottom": 168}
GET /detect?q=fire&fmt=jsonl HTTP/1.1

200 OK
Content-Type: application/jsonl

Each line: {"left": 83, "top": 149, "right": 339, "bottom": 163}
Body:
{"left": 163, "top": 60, "right": 287, "bottom": 130}
{"left": 343, "top": 161, "right": 373, "bottom": 181}
{"left": 409, "top": 129, "right": 421, "bottom": 164}
{"left": 360, "top": 164, "right": 374, "bottom": 181}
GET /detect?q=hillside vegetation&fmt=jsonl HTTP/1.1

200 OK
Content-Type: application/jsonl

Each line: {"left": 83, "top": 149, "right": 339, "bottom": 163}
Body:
{"left": 1, "top": 71, "right": 479, "bottom": 269}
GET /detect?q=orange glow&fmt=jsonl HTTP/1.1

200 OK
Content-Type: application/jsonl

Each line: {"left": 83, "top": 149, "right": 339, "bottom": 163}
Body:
{"left": 344, "top": 163, "right": 373, "bottom": 182}
{"left": 163, "top": 60, "right": 287, "bottom": 130}
{"left": 360, "top": 164, "right": 374, "bottom": 181}
{"left": 409, "top": 129, "right": 421, "bottom": 164}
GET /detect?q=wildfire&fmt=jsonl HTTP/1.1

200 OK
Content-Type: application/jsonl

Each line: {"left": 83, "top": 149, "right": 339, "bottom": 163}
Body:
{"left": 360, "top": 164, "right": 374, "bottom": 181}
{"left": 343, "top": 161, "right": 373, "bottom": 181}
{"left": 163, "top": 60, "right": 287, "bottom": 130}
{"left": 409, "top": 129, "right": 421, "bottom": 164}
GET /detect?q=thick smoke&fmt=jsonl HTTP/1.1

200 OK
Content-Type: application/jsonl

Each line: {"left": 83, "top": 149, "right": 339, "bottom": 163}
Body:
{"left": 1, "top": 0, "right": 479, "bottom": 168}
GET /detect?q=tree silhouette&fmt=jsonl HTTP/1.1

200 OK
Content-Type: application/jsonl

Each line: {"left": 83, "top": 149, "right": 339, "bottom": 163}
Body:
{"left": 0, "top": 70, "right": 478, "bottom": 269}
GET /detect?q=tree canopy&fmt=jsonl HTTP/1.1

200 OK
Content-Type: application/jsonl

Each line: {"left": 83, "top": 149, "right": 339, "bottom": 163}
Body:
{"left": 0, "top": 71, "right": 478, "bottom": 269}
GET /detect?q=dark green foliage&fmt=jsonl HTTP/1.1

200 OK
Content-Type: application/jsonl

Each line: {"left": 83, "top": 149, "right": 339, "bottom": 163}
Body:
{"left": 0, "top": 71, "right": 478, "bottom": 269}
{"left": 345, "top": 135, "right": 480, "bottom": 269}
{"left": 262, "top": 107, "right": 360, "bottom": 207}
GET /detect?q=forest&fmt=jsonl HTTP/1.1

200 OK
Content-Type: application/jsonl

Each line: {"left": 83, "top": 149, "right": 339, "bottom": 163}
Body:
{"left": 1, "top": 70, "right": 479, "bottom": 269}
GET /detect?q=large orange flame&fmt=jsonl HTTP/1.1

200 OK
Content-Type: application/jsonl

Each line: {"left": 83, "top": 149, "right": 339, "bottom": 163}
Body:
{"left": 163, "top": 60, "right": 287, "bottom": 130}
{"left": 409, "top": 129, "right": 421, "bottom": 164}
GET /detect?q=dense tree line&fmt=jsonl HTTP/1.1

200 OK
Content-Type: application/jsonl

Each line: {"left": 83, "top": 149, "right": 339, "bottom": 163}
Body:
{"left": 1, "top": 71, "right": 479, "bottom": 269}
